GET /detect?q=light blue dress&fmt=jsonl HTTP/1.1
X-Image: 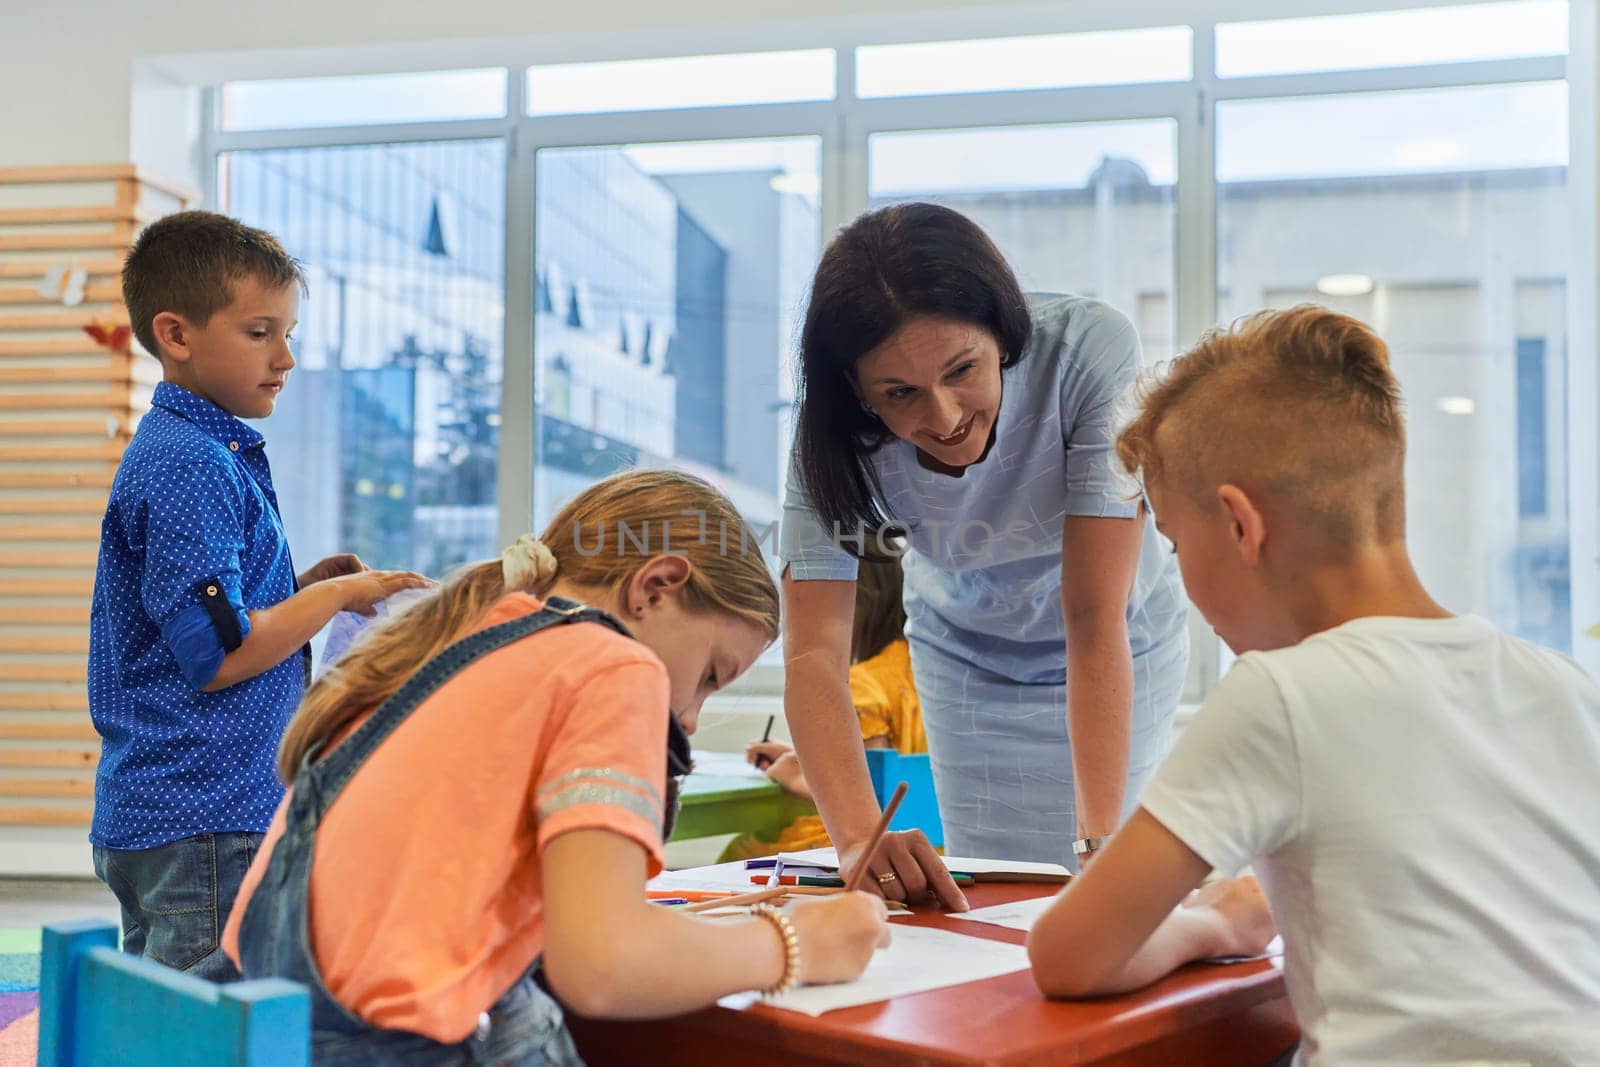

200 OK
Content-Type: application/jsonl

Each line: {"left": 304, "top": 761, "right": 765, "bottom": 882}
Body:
{"left": 781, "top": 295, "right": 1190, "bottom": 867}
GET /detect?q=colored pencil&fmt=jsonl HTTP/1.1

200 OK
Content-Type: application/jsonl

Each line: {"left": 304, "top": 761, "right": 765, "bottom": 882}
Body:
{"left": 843, "top": 781, "right": 908, "bottom": 894}
{"left": 681, "top": 885, "right": 789, "bottom": 913}
{"left": 755, "top": 715, "right": 777, "bottom": 770}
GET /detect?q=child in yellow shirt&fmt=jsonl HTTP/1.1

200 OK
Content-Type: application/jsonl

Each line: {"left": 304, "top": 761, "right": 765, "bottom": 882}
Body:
{"left": 731, "top": 557, "right": 922, "bottom": 857}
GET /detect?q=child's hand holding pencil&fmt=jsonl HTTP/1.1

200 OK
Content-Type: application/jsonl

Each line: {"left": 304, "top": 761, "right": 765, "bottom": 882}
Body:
{"left": 779, "top": 892, "right": 891, "bottom": 985}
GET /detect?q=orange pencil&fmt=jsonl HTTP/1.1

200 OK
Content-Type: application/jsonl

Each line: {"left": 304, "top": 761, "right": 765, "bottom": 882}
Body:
{"left": 680, "top": 886, "right": 790, "bottom": 914}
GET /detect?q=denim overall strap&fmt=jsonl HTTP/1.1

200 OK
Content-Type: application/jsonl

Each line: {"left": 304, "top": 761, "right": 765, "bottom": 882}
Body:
{"left": 289, "top": 597, "right": 627, "bottom": 827}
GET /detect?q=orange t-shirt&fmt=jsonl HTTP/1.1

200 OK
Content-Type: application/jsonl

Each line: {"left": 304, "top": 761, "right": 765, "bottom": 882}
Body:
{"left": 849, "top": 638, "right": 925, "bottom": 755}
{"left": 222, "top": 593, "right": 669, "bottom": 1043}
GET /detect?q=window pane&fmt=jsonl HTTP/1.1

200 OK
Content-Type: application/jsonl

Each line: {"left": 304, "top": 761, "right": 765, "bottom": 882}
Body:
{"left": 1216, "top": 0, "right": 1567, "bottom": 79}
{"left": 868, "top": 120, "right": 1177, "bottom": 356}
{"left": 1217, "top": 81, "right": 1566, "bottom": 182}
{"left": 1217, "top": 83, "right": 1571, "bottom": 650}
{"left": 221, "top": 69, "right": 507, "bottom": 131}
{"left": 221, "top": 140, "right": 507, "bottom": 577}
{"left": 532, "top": 136, "right": 819, "bottom": 553}
{"left": 856, "top": 27, "right": 1191, "bottom": 98}
{"left": 525, "top": 51, "right": 834, "bottom": 115}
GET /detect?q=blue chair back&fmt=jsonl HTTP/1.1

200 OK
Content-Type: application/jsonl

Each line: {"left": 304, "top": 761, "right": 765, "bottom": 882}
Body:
{"left": 864, "top": 749, "right": 943, "bottom": 847}
{"left": 37, "top": 919, "right": 310, "bottom": 1067}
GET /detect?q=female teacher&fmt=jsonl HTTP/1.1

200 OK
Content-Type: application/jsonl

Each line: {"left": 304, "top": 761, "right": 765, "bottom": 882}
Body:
{"left": 780, "top": 203, "right": 1189, "bottom": 906}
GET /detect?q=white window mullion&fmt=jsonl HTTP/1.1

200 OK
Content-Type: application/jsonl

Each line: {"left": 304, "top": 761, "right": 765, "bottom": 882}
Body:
{"left": 1176, "top": 21, "right": 1225, "bottom": 701}
{"left": 1566, "top": 0, "right": 1600, "bottom": 675}
{"left": 499, "top": 79, "right": 538, "bottom": 551}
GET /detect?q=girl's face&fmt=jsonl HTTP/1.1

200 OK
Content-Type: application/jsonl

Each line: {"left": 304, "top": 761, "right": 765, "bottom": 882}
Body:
{"left": 852, "top": 315, "right": 1004, "bottom": 470}
{"left": 615, "top": 557, "right": 771, "bottom": 734}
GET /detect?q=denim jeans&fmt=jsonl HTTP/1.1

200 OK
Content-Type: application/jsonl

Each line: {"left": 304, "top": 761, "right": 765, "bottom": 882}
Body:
{"left": 307, "top": 972, "right": 582, "bottom": 1066}
{"left": 92, "top": 831, "right": 264, "bottom": 983}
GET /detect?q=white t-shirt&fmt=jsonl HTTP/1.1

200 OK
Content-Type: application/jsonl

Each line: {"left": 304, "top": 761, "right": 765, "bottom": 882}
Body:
{"left": 1140, "top": 615, "right": 1600, "bottom": 1066}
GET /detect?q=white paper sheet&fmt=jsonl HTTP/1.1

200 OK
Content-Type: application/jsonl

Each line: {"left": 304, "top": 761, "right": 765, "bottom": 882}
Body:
{"left": 948, "top": 894, "right": 1059, "bottom": 933}
{"left": 776, "top": 847, "right": 1069, "bottom": 881}
{"left": 648, "top": 860, "right": 758, "bottom": 894}
{"left": 720, "top": 923, "right": 1030, "bottom": 1016}
{"left": 687, "top": 749, "right": 770, "bottom": 781}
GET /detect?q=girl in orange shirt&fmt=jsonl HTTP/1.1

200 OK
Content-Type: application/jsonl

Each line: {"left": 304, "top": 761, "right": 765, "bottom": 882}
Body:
{"left": 223, "top": 470, "right": 887, "bottom": 1064}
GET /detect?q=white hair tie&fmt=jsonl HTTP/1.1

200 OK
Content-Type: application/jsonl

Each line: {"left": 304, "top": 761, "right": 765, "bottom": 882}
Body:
{"left": 502, "top": 534, "right": 558, "bottom": 590}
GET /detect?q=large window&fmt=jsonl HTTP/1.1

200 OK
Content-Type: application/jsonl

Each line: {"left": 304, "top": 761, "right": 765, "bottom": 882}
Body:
{"left": 207, "top": 0, "right": 1592, "bottom": 687}
{"left": 220, "top": 140, "right": 507, "bottom": 575}
{"left": 1217, "top": 80, "right": 1570, "bottom": 649}
{"left": 531, "top": 138, "right": 820, "bottom": 530}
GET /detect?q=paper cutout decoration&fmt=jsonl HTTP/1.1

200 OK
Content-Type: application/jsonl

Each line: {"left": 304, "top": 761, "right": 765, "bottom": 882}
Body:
{"left": 62, "top": 266, "right": 87, "bottom": 307}
{"left": 35, "top": 260, "right": 89, "bottom": 306}
{"left": 83, "top": 319, "right": 132, "bottom": 356}
{"left": 35, "top": 262, "right": 67, "bottom": 300}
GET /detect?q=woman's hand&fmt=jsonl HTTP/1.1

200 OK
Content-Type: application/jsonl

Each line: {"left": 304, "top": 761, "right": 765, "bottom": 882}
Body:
{"left": 783, "top": 891, "right": 890, "bottom": 984}
{"left": 838, "top": 829, "right": 968, "bottom": 912}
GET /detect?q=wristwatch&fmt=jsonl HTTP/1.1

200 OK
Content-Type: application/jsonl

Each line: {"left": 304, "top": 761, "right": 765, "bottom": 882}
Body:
{"left": 1072, "top": 835, "right": 1110, "bottom": 857}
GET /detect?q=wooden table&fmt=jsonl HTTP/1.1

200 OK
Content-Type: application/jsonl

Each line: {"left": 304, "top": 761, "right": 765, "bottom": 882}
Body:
{"left": 568, "top": 882, "right": 1298, "bottom": 1066}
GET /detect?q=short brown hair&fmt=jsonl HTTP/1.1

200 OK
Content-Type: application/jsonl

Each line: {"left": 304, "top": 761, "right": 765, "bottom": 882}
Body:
{"left": 1116, "top": 305, "right": 1407, "bottom": 547}
{"left": 122, "top": 210, "right": 305, "bottom": 359}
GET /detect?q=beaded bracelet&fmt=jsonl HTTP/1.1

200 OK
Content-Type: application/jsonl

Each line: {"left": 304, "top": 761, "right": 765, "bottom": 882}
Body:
{"left": 750, "top": 902, "right": 800, "bottom": 996}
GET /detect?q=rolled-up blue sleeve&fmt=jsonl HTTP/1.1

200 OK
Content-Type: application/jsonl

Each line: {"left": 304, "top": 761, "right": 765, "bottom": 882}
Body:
{"left": 137, "top": 461, "right": 252, "bottom": 690}
{"left": 1059, "top": 306, "right": 1145, "bottom": 519}
{"left": 779, "top": 450, "right": 860, "bottom": 582}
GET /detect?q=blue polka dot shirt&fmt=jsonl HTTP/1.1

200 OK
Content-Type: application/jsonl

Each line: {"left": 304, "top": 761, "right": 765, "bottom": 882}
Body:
{"left": 89, "top": 381, "right": 306, "bottom": 850}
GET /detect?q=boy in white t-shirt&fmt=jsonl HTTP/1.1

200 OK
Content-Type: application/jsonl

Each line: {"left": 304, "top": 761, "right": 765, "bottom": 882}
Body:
{"left": 1026, "top": 306, "right": 1600, "bottom": 1066}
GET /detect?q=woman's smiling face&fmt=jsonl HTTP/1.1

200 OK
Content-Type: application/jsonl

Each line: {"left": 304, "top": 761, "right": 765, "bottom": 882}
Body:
{"left": 852, "top": 315, "right": 1004, "bottom": 469}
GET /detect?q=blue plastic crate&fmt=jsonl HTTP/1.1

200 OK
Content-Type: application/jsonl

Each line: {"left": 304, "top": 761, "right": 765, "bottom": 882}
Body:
{"left": 864, "top": 749, "right": 943, "bottom": 848}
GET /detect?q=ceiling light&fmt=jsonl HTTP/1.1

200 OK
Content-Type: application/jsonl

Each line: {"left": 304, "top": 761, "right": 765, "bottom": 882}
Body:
{"left": 1316, "top": 273, "right": 1374, "bottom": 297}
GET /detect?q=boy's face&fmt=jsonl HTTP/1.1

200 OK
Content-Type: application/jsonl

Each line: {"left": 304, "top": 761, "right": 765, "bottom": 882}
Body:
{"left": 160, "top": 275, "right": 299, "bottom": 419}
{"left": 1146, "top": 474, "right": 1278, "bottom": 655}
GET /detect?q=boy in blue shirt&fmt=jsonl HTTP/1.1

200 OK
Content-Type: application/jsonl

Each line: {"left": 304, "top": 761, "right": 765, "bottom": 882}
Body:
{"left": 90, "top": 211, "right": 428, "bottom": 981}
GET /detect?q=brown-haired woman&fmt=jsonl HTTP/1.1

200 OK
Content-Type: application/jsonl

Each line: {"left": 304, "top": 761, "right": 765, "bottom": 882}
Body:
{"left": 781, "top": 202, "right": 1190, "bottom": 907}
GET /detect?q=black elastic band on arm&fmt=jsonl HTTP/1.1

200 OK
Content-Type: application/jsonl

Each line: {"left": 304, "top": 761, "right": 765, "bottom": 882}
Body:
{"left": 197, "top": 578, "right": 245, "bottom": 652}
